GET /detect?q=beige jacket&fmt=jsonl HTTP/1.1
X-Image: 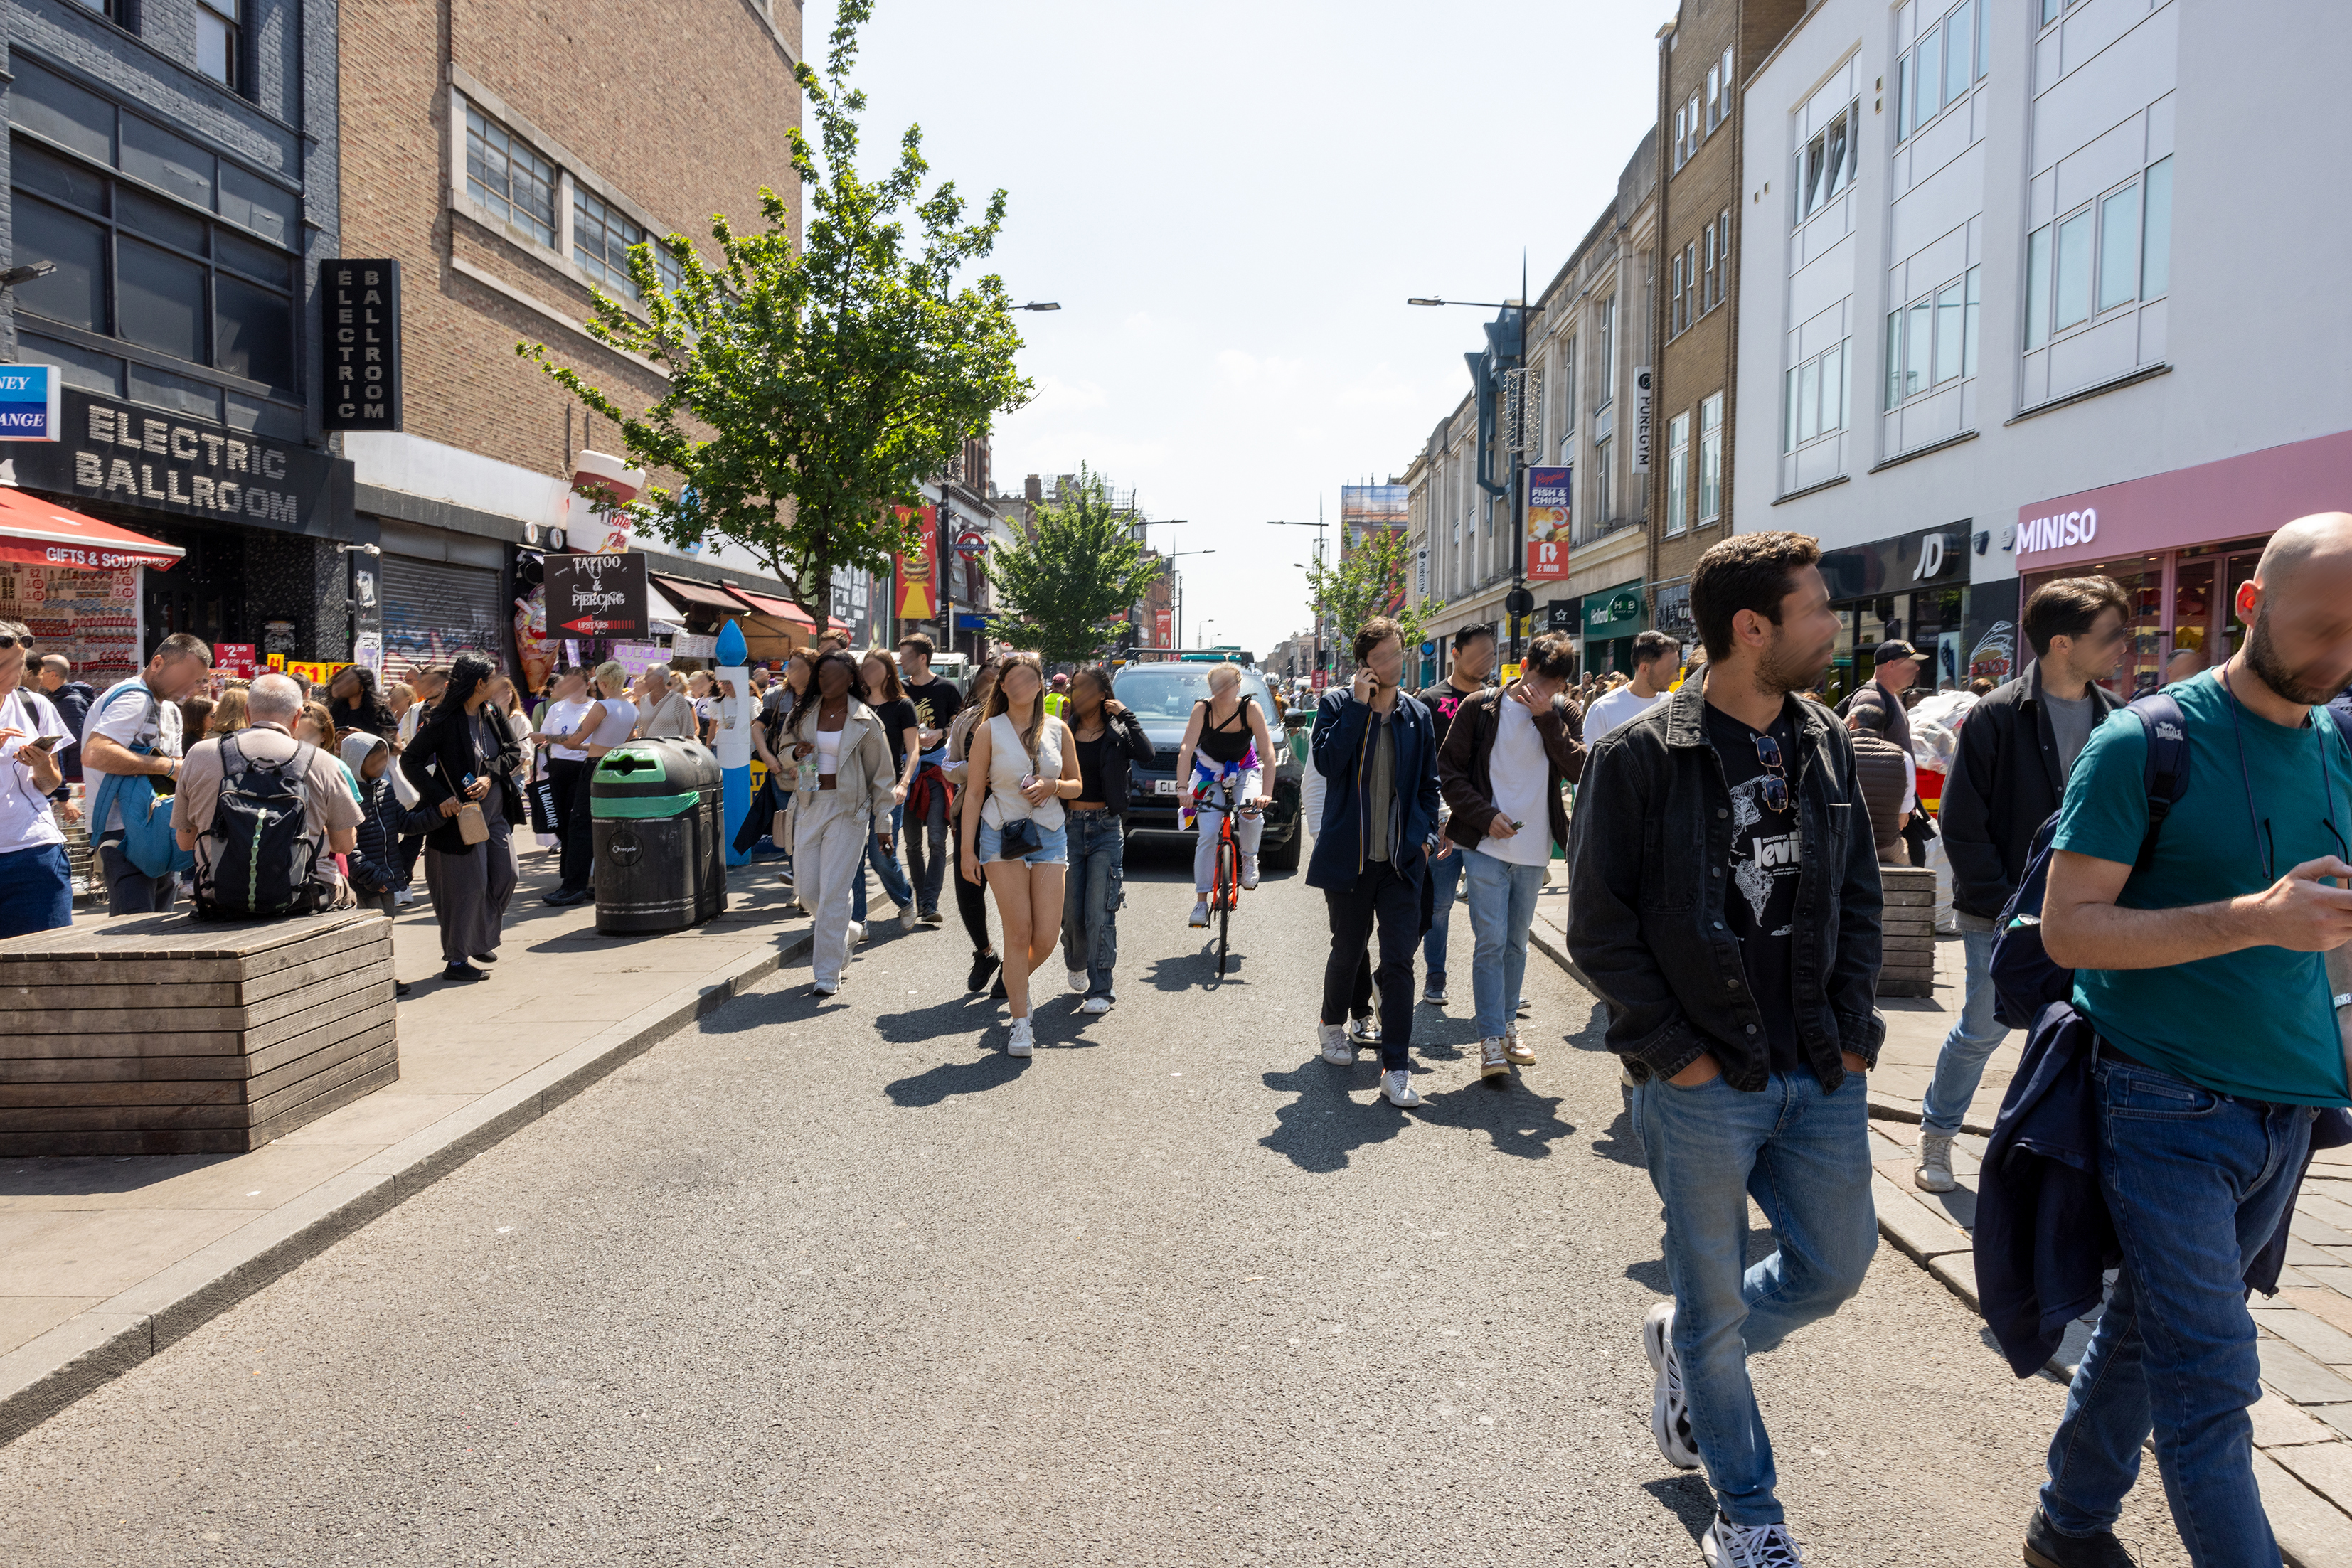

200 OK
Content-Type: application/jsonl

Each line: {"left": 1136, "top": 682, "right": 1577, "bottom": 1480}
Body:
{"left": 788, "top": 700, "right": 898, "bottom": 821}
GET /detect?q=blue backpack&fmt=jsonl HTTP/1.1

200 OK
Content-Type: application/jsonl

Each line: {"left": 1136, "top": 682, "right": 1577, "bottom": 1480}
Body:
{"left": 85, "top": 679, "right": 196, "bottom": 880}
{"left": 1986, "top": 691, "right": 2189, "bottom": 1030}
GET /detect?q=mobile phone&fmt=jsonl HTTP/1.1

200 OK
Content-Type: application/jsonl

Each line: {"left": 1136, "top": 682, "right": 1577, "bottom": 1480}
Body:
{"left": 23, "top": 735, "right": 56, "bottom": 754}
{"left": 462, "top": 772, "right": 478, "bottom": 789}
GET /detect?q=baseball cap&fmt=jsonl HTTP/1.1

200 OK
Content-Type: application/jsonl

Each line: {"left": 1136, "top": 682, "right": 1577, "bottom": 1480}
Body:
{"left": 1872, "top": 639, "right": 1921, "bottom": 663}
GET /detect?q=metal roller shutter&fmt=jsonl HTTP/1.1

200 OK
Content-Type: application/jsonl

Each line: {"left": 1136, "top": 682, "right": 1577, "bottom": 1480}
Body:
{"left": 380, "top": 553, "right": 505, "bottom": 676}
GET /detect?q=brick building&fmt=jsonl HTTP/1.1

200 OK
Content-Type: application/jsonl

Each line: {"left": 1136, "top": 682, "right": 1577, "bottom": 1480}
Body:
{"left": 336, "top": 0, "right": 809, "bottom": 679}
{"left": 1646, "top": 0, "right": 1805, "bottom": 649}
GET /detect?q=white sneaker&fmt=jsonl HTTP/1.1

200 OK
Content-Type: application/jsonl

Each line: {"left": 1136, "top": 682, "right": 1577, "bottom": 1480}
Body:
{"left": 1380, "top": 1068, "right": 1421, "bottom": 1107}
{"left": 1642, "top": 1301, "right": 1701, "bottom": 1471}
{"left": 1504, "top": 1027, "right": 1535, "bottom": 1065}
{"left": 393, "top": 888, "right": 416, "bottom": 907}
{"left": 1347, "top": 1015, "right": 1382, "bottom": 1047}
{"left": 896, "top": 902, "right": 917, "bottom": 925}
{"left": 1701, "top": 1516, "right": 1805, "bottom": 1567}
{"left": 1006, "top": 1017, "right": 1034, "bottom": 1057}
{"left": 1068, "top": 968, "right": 1089, "bottom": 994}
{"left": 1317, "top": 1022, "right": 1355, "bottom": 1066}
{"left": 1188, "top": 898, "right": 1210, "bottom": 928}
{"left": 1080, "top": 996, "right": 1111, "bottom": 1015}
{"left": 1914, "top": 1131, "right": 1958, "bottom": 1194}
{"left": 1479, "top": 1037, "right": 1509, "bottom": 1078}
{"left": 1240, "top": 853, "right": 1260, "bottom": 890}
{"left": 848, "top": 922, "right": 867, "bottom": 946}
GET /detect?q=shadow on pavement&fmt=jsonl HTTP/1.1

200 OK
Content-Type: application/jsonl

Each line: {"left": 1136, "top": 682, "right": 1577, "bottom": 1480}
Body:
{"left": 1409, "top": 1077, "right": 1575, "bottom": 1159}
{"left": 1255, "top": 1058, "right": 1412, "bottom": 1173}
{"left": 1641, "top": 1475, "right": 1718, "bottom": 1542}
{"left": 884, "top": 1052, "right": 1027, "bottom": 1106}
{"left": 1592, "top": 1102, "right": 1646, "bottom": 1168}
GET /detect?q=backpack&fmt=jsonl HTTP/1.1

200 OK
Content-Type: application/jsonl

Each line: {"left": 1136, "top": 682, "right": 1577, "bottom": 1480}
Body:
{"left": 84, "top": 679, "right": 196, "bottom": 879}
{"left": 193, "top": 735, "right": 329, "bottom": 919}
{"left": 1986, "top": 691, "right": 2188, "bottom": 1028}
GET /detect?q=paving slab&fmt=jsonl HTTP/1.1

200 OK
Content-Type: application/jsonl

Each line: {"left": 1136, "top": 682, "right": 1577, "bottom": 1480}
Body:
{"left": 0, "top": 843, "right": 813, "bottom": 1444}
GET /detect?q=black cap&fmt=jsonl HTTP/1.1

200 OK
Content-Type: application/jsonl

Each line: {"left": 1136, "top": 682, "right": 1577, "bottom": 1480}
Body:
{"left": 1872, "top": 639, "right": 1920, "bottom": 663}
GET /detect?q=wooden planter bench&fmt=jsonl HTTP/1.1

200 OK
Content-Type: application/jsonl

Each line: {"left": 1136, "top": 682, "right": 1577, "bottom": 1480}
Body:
{"left": 0, "top": 910, "right": 398, "bottom": 1156}
{"left": 1878, "top": 864, "right": 1939, "bottom": 1000}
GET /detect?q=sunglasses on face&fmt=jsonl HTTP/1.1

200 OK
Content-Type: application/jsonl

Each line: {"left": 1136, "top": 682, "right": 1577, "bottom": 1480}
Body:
{"left": 1753, "top": 731, "right": 1792, "bottom": 813}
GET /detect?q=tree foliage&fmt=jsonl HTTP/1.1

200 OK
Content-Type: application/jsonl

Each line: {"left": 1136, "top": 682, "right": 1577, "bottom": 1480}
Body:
{"left": 985, "top": 466, "right": 1166, "bottom": 666}
{"left": 1305, "top": 527, "right": 1425, "bottom": 671}
{"left": 521, "top": 0, "right": 1031, "bottom": 624}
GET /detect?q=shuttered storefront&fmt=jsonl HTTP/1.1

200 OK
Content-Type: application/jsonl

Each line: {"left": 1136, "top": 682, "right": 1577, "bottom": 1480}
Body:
{"left": 380, "top": 551, "right": 504, "bottom": 678}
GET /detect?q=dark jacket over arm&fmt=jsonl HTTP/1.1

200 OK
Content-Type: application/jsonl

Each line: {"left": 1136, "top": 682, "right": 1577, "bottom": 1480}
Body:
{"left": 1087, "top": 707, "right": 1156, "bottom": 818}
{"left": 1437, "top": 687, "right": 1586, "bottom": 850}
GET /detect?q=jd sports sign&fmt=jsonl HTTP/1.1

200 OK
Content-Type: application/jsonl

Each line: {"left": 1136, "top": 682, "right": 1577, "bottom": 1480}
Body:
{"left": 321, "top": 259, "right": 403, "bottom": 431}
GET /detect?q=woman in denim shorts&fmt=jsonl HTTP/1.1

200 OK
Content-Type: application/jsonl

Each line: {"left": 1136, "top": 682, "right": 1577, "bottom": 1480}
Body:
{"left": 960, "top": 654, "right": 1079, "bottom": 1057}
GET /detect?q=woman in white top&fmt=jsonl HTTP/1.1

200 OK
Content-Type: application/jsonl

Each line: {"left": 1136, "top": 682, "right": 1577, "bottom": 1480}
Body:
{"left": 958, "top": 652, "right": 1082, "bottom": 1057}
{"left": 542, "top": 662, "right": 639, "bottom": 906}
{"left": 0, "top": 618, "right": 73, "bottom": 937}
{"left": 529, "top": 666, "right": 595, "bottom": 868}
{"left": 786, "top": 650, "right": 896, "bottom": 997}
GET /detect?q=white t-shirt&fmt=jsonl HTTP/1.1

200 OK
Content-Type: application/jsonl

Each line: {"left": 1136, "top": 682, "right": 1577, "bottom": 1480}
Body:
{"left": 83, "top": 679, "right": 181, "bottom": 832}
{"left": 1584, "top": 685, "right": 1668, "bottom": 743}
{"left": 1478, "top": 696, "right": 1553, "bottom": 867}
{"left": 542, "top": 697, "right": 592, "bottom": 762}
{"left": 0, "top": 687, "right": 69, "bottom": 854}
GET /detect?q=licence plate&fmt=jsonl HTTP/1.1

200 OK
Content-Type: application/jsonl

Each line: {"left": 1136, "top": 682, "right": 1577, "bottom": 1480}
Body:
{"left": 1153, "top": 779, "right": 1180, "bottom": 796}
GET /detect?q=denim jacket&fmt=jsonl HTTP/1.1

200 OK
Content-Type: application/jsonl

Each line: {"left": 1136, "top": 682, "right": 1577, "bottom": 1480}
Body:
{"left": 1565, "top": 676, "right": 1885, "bottom": 1091}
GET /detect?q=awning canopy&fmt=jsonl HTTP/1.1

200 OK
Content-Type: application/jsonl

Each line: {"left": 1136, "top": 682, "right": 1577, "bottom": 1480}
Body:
{"left": 725, "top": 586, "right": 814, "bottom": 629}
{"left": 647, "top": 570, "right": 752, "bottom": 614}
{"left": 0, "top": 486, "right": 182, "bottom": 571}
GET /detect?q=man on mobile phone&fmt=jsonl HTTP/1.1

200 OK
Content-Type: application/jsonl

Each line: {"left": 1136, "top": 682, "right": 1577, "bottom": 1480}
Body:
{"left": 1437, "top": 631, "right": 1586, "bottom": 1077}
{"left": 2022, "top": 513, "right": 2352, "bottom": 1568}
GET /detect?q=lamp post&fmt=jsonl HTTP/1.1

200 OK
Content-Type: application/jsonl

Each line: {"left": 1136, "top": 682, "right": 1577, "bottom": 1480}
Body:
{"left": 1408, "top": 287, "right": 1536, "bottom": 666}
{"left": 1267, "top": 515, "right": 1330, "bottom": 684}
{"left": 1163, "top": 548, "right": 1215, "bottom": 651}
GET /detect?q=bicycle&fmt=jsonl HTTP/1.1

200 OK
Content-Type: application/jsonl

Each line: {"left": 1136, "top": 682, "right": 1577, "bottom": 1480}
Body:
{"left": 1194, "top": 776, "right": 1263, "bottom": 976}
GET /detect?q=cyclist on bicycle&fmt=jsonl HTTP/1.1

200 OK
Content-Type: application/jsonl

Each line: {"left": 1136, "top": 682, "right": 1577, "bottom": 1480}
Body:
{"left": 1174, "top": 661, "right": 1277, "bottom": 927}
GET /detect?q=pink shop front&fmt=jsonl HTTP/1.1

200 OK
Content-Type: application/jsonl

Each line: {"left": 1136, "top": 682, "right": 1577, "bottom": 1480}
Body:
{"left": 2013, "top": 427, "right": 2352, "bottom": 698}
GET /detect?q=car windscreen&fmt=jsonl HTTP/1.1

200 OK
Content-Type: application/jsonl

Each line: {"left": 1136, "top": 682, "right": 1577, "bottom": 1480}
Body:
{"left": 1113, "top": 666, "right": 1276, "bottom": 724}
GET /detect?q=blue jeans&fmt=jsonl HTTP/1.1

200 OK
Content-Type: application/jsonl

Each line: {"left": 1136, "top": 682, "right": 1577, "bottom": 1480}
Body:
{"left": 1422, "top": 845, "right": 1467, "bottom": 984}
{"left": 0, "top": 843, "right": 73, "bottom": 938}
{"left": 1634, "top": 1067, "right": 1878, "bottom": 1525}
{"left": 1058, "top": 810, "right": 1125, "bottom": 1001}
{"left": 1920, "top": 925, "right": 2008, "bottom": 1135}
{"left": 852, "top": 803, "right": 915, "bottom": 922}
{"left": 2039, "top": 1054, "right": 2315, "bottom": 1565}
{"left": 1464, "top": 852, "right": 1543, "bottom": 1038}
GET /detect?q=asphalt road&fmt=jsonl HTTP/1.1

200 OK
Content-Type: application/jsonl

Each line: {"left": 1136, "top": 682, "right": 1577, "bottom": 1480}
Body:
{"left": 0, "top": 841, "right": 2192, "bottom": 1566}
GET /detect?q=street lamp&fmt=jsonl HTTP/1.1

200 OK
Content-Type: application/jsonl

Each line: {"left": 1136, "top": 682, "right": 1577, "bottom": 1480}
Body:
{"left": 1408, "top": 287, "right": 1537, "bottom": 666}
{"left": 1163, "top": 548, "right": 1215, "bottom": 651}
{"left": 1012, "top": 302, "right": 1062, "bottom": 311}
{"left": 1267, "top": 515, "right": 1331, "bottom": 683}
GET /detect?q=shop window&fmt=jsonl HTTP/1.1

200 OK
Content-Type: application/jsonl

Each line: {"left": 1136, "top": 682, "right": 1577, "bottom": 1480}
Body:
{"left": 6, "top": 65, "right": 302, "bottom": 395}
{"left": 1594, "top": 435, "right": 1614, "bottom": 524}
{"left": 1697, "top": 395, "right": 1723, "bottom": 526}
{"left": 1596, "top": 296, "right": 1616, "bottom": 407}
{"left": 1665, "top": 412, "right": 1690, "bottom": 537}
{"left": 1783, "top": 338, "right": 1848, "bottom": 454}
{"left": 68, "top": 0, "right": 133, "bottom": 23}
{"left": 1796, "top": 101, "right": 1858, "bottom": 224}
{"left": 2023, "top": 158, "right": 2171, "bottom": 351}
{"left": 1885, "top": 265, "right": 1980, "bottom": 410}
{"left": 465, "top": 105, "right": 558, "bottom": 248}
{"left": 1895, "top": 0, "right": 1988, "bottom": 144}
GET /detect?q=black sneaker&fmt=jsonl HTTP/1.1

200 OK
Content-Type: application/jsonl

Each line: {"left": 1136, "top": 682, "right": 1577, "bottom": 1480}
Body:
{"left": 990, "top": 974, "right": 1008, "bottom": 1001}
{"left": 472, "top": 952, "right": 499, "bottom": 964}
{"left": 442, "top": 962, "right": 486, "bottom": 983}
{"left": 967, "top": 949, "right": 1002, "bottom": 992}
{"left": 2023, "top": 1510, "right": 2139, "bottom": 1568}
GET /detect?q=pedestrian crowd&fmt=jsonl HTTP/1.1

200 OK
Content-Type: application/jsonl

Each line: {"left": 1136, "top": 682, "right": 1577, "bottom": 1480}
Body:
{"left": 5, "top": 508, "right": 2351, "bottom": 1568}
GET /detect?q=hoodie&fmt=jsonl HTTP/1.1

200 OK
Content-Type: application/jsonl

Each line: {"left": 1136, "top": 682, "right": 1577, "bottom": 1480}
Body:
{"left": 341, "top": 732, "right": 440, "bottom": 894}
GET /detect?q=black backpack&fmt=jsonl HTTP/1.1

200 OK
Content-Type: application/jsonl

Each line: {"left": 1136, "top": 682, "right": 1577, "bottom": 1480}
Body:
{"left": 1986, "top": 691, "right": 2188, "bottom": 1028}
{"left": 193, "top": 734, "right": 329, "bottom": 919}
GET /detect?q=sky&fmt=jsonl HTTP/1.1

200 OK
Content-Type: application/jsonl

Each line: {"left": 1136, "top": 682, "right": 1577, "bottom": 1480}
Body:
{"left": 804, "top": 0, "right": 1678, "bottom": 657}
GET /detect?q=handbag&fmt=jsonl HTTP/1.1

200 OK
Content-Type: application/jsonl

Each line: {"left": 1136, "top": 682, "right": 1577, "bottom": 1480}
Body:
{"left": 994, "top": 816, "right": 1043, "bottom": 861}
{"left": 456, "top": 801, "right": 489, "bottom": 845}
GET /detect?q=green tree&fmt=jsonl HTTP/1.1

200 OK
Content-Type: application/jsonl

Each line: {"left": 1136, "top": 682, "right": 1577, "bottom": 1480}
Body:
{"left": 986, "top": 466, "right": 1166, "bottom": 665}
{"left": 1305, "top": 526, "right": 1425, "bottom": 673}
{"left": 521, "top": 0, "right": 1031, "bottom": 623}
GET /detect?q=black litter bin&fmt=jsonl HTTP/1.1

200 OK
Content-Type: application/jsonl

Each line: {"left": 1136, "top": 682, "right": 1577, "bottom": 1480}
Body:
{"left": 590, "top": 738, "right": 725, "bottom": 934}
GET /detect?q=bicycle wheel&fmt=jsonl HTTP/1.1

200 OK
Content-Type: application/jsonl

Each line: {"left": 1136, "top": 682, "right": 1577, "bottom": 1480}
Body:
{"left": 1215, "top": 829, "right": 1234, "bottom": 974}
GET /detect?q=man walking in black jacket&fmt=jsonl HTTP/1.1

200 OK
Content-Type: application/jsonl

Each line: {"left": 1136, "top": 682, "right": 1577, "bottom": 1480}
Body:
{"left": 1568, "top": 533, "right": 1883, "bottom": 1567}
{"left": 1916, "top": 577, "right": 2128, "bottom": 1192}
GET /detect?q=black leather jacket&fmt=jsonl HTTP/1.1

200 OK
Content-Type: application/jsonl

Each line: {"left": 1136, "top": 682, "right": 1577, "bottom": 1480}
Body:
{"left": 1565, "top": 677, "right": 1885, "bottom": 1092}
{"left": 1938, "top": 662, "right": 2124, "bottom": 920}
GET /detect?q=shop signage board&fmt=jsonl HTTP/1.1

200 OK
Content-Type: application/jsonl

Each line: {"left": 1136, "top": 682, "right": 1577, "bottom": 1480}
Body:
{"left": 1526, "top": 465, "right": 1572, "bottom": 581}
{"left": 610, "top": 641, "right": 663, "bottom": 677}
{"left": 546, "top": 551, "right": 651, "bottom": 638}
{"left": 1582, "top": 582, "right": 1646, "bottom": 639}
{"left": 214, "top": 643, "right": 260, "bottom": 678}
{"left": 321, "top": 260, "right": 402, "bottom": 431}
{"left": 1631, "top": 369, "right": 1652, "bottom": 474}
{"left": 1153, "top": 608, "right": 1173, "bottom": 648}
{"left": 1819, "top": 525, "right": 1966, "bottom": 602}
{"left": 895, "top": 506, "right": 938, "bottom": 620}
{"left": 0, "top": 366, "right": 62, "bottom": 441}
{"left": 10, "top": 390, "right": 342, "bottom": 533}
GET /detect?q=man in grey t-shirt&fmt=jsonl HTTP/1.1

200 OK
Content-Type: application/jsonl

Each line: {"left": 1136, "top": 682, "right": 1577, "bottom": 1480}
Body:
{"left": 2043, "top": 686, "right": 2098, "bottom": 778}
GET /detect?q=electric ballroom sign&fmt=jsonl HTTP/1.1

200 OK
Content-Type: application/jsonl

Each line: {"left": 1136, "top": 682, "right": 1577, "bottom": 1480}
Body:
{"left": 322, "top": 259, "right": 403, "bottom": 432}
{"left": 544, "top": 550, "right": 651, "bottom": 638}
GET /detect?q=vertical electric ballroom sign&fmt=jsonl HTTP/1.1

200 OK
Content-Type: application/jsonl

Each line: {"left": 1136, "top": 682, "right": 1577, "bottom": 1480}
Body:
{"left": 322, "top": 260, "right": 403, "bottom": 431}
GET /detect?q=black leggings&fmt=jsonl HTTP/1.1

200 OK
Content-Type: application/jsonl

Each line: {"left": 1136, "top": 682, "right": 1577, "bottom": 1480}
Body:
{"left": 955, "top": 822, "right": 991, "bottom": 955}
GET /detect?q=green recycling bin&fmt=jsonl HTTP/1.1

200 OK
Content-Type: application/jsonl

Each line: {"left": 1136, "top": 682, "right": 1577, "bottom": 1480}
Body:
{"left": 590, "top": 738, "right": 725, "bottom": 934}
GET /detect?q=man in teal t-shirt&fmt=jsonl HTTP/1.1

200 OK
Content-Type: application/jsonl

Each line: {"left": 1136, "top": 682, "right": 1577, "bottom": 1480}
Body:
{"left": 2023, "top": 513, "right": 2352, "bottom": 1568}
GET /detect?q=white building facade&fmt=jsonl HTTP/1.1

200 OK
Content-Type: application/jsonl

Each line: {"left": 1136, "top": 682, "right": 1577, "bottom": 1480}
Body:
{"left": 1735, "top": 0, "right": 2352, "bottom": 701}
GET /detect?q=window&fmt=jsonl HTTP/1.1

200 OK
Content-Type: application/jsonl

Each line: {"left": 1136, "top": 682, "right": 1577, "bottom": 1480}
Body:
{"left": 196, "top": 0, "right": 243, "bottom": 93}
{"left": 2040, "top": 0, "right": 2085, "bottom": 23}
{"left": 1697, "top": 395, "right": 1723, "bottom": 526}
{"left": 1595, "top": 436, "right": 1614, "bottom": 523}
{"left": 1706, "top": 65, "right": 1723, "bottom": 134}
{"left": 1796, "top": 101, "right": 1858, "bottom": 223}
{"left": 1673, "top": 104, "right": 1688, "bottom": 169}
{"left": 1895, "top": 0, "right": 1988, "bottom": 143}
{"left": 574, "top": 187, "right": 684, "bottom": 297}
{"left": 6, "top": 64, "right": 302, "bottom": 393}
{"left": 1671, "top": 243, "right": 1696, "bottom": 336}
{"left": 1597, "top": 295, "right": 1616, "bottom": 406}
{"left": 1783, "top": 340, "right": 1848, "bottom": 453}
{"left": 1666, "top": 411, "right": 1691, "bottom": 535}
{"left": 1884, "top": 265, "right": 1980, "bottom": 407}
{"left": 466, "top": 106, "right": 558, "bottom": 248}
{"left": 1708, "top": 208, "right": 1729, "bottom": 309}
{"left": 1675, "top": 91, "right": 1702, "bottom": 166}
{"left": 1559, "top": 336, "right": 1575, "bottom": 451}
{"left": 2021, "top": 156, "right": 2171, "bottom": 349}
{"left": 68, "top": 0, "right": 131, "bottom": 23}
{"left": 1716, "top": 47, "right": 1735, "bottom": 130}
